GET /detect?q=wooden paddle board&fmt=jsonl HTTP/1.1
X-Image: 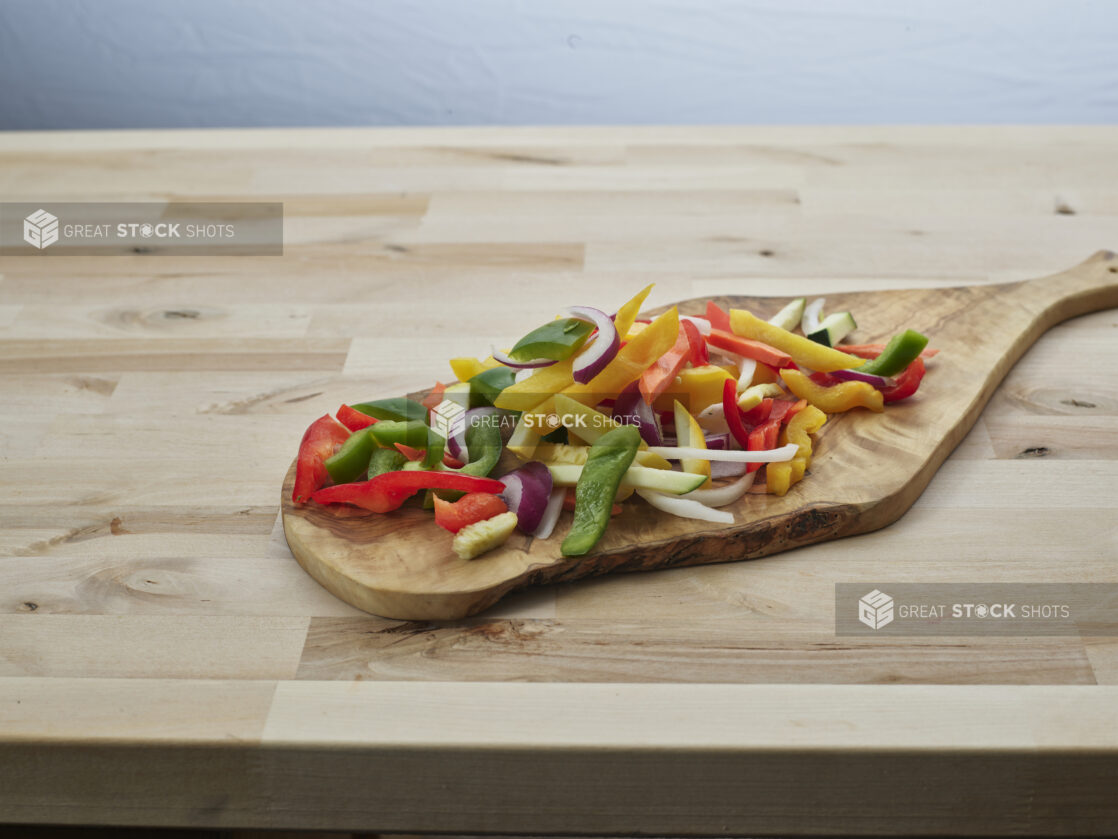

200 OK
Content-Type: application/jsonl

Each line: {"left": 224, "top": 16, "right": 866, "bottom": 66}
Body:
{"left": 282, "top": 251, "right": 1118, "bottom": 620}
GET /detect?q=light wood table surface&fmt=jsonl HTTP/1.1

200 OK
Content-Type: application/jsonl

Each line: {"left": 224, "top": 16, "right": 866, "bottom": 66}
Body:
{"left": 1, "top": 125, "right": 1116, "bottom": 835}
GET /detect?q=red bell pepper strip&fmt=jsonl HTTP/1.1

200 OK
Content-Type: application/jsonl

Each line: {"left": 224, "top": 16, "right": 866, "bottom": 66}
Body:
{"left": 767, "top": 398, "right": 805, "bottom": 426}
{"left": 336, "top": 404, "right": 378, "bottom": 432}
{"left": 740, "top": 397, "right": 773, "bottom": 427}
{"left": 746, "top": 417, "right": 782, "bottom": 473}
{"left": 394, "top": 443, "right": 424, "bottom": 461}
{"left": 880, "top": 356, "right": 926, "bottom": 403}
{"left": 705, "top": 301, "right": 731, "bottom": 333}
{"left": 707, "top": 329, "right": 795, "bottom": 369}
{"left": 639, "top": 326, "right": 692, "bottom": 405}
{"left": 723, "top": 377, "right": 752, "bottom": 450}
{"left": 680, "top": 318, "right": 708, "bottom": 366}
{"left": 433, "top": 492, "right": 508, "bottom": 533}
{"left": 812, "top": 355, "right": 927, "bottom": 404}
{"left": 312, "top": 470, "right": 505, "bottom": 513}
{"left": 396, "top": 442, "right": 465, "bottom": 468}
{"left": 293, "top": 414, "right": 351, "bottom": 504}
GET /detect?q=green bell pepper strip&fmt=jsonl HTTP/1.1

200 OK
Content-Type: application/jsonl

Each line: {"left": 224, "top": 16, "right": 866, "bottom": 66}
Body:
{"left": 468, "top": 366, "right": 517, "bottom": 408}
{"left": 323, "top": 427, "right": 377, "bottom": 484}
{"left": 349, "top": 398, "right": 428, "bottom": 423}
{"left": 455, "top": 419, "right": 504, "bottom": 478}
{"left": 561, "top": 424, "right": 641, "bottom": 557}
{"left": 424, "top": 417, "right": 506, "bottom": 507}
{"left": 509, "top": 318, "right": 594, "bottom": 362}
{"left": 369, "top": 420, "right": 444, "bottom": 469}
{"left": 368, "top": 446, "right": 407, "bottom": 479}
{"left": 854, "top": 329, "right": 929, "bottom": 378}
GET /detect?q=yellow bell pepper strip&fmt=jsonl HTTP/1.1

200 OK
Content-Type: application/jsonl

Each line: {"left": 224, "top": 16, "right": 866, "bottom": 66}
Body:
{"left": 780, "top": 368, "right": 884, "bottom": 413}
{"left": 729, "top": 309, "right": 866, "bottom": 373}
{"left": 673, "top": 400, "right": 711, "bottom": 489}
{"left": 766, "top": 405, "right": 827, "bottom": 496}
{"left": 736, "top": 383, "right": 785, "bottom": 413}
{"left": 651, "top": 364, "right": 736, "bottom": 413}
{"left": 527, "top": 307, "right": 680, "bottom": 424}
{"left": 449, "top": 355, "right": 501, "bottom": 383}
{"left": 639, "top": 323, "right": 691, "bottom": 405}
{"left": 493, "top": 357, "right": 575, "bottom": 412}
{"left": 506, "top": 413, "right": 541, "bottom": 460}
{"left": 613, "top": 283, "right": 654, "bottom": 343}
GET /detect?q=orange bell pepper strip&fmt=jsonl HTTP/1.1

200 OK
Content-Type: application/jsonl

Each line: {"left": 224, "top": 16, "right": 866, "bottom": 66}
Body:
{"left": 705, "top": 300, "right": 731, "bottom": 332}
{"left": 639, "top": 324, "right": 691, "bottom": 405}
{"left": 780, "top": 368, "right": 884, "bottom": 413}
{"left": 838, "top": 343, "right": 938, "bottom": 359}
{"left": 420, "top": 382, "right": 446, "bottom": 412}
{"left": 707, "top": 328, "right": 793, "bottom": 369}
{"left": 730, "top": 309, "right": 867, "bottom": 373}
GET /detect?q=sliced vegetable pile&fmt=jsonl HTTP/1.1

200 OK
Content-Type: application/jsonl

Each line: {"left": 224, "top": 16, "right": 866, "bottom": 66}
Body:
{"left": 292, "top": 287, "right": 934, "bottom": 561}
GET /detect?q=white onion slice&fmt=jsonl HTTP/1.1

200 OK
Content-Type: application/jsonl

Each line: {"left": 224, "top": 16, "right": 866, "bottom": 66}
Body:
{"left": 566, "top": 306, "right": 620, "bottom": 384}
{"left": 636, "top": 489, "right": 734, "bottom": 524}
{"left": 680, "top": 315, "right": 712, "bottom": 335}
{"left": 697, "top": 403, "right": 729, "bottom": 434}
{"left": 710, "top": 459, "right": 749, "bottom": 479}
{"left": 801, "top": 298, "right": 826, "bottom": 335}
{"left": 514, "top": 368, "right": 535, "bottom": 384}
{"left": 647, "top": 444, "right": 798, "bottom": 463}
{"left": 684, "top": 470, "right": 756, "bottom": 506}
{"left": 736, "top": 357, "right": 758, "bottom": 393}
{"left": 532, "top": 486, "right": 567, "bottom": 540}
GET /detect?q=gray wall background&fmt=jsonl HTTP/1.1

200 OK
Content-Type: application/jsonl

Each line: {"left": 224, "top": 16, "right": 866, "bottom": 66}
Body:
{"left": 1, "top": 0, "right": 1115, "bottom": 129}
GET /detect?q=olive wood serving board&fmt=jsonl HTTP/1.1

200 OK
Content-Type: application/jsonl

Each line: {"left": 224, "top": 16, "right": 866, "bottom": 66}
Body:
{"left": 282, "top": 251, "right": 1118, "bottom": 620}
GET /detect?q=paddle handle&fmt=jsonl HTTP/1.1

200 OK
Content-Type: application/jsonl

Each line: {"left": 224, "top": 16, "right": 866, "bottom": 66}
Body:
{"left": 1016, "top": 249, "right": 1118, "bottom": 329}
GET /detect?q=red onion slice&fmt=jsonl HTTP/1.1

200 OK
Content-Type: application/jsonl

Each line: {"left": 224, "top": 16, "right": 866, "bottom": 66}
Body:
{"left": 830, "top": 368, "right": 897, "bottom": 389}
{"left": 612, "top": 380, "right": 662, "bottom": 445}
{"left": 566, "top": 306, "right": 620, "bottom": 384}
{"left": 499, "top": 461, "right": 553, "bottom": 534}
{"left": 491, "top": 345, "right": 558, "bottom": 369}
